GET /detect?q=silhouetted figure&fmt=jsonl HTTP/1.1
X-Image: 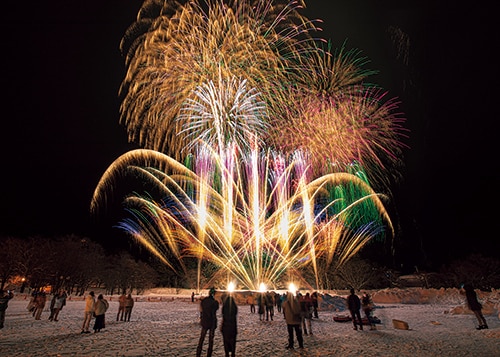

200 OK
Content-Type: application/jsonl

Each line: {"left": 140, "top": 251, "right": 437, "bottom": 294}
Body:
{"left": 48, "top": 292, "right": 57, "bottom": 321}
{"left": 246, "top": 293, "right": 255, "bottom": 313}
{"left": 283, "top": 292, "right": 304, "bottom": 350}
{"left": 196, "top": 288, "right": 219, "bottom": 357}
{"left": 311, "top": 291, "right": 319, "bottom": 318}
{"left": 463, "top": 284, "right": 488, "bottom": 330}
{"left": 300, "top": 292, "right": 313, "bottom": 334}
{"left": 265, "top": 291, "right": 274, "bottom": 321}
{"left": 257, "top": 292, "right": 265, "bottom": 321}
{"left": 276, "top": 292, "right": 283, "bottom": 313}
{"left": 0, "top": 289, "right": 14, "bottom": 329}
{"left": 221, "top": 294, "right": 238, "bottom": 357}
{"left": 124, "top": 294, "right": 134, "bottom": 321}
{"left": 347, "top": 288, "right": 363, "bottom": 330}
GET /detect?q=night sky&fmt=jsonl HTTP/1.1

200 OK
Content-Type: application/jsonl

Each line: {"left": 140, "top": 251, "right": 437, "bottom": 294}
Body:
{"left": 2, "top": 1, "right": 498, "bottom": 271}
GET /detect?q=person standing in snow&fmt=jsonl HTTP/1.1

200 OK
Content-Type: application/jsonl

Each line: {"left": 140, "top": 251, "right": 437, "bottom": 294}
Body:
{"left": 462, "top": 284, "right": 488, "bottom": 330}
{"left": 347, "top": 288, "right": 363, "bottom": 331}
{"left": 196, "top": 287, "right": 219, "bottom": 357}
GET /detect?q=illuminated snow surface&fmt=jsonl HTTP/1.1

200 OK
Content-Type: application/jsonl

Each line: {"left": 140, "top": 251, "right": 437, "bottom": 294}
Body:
{"left": 1, "top": 291, "right": 499, "bottom": 357}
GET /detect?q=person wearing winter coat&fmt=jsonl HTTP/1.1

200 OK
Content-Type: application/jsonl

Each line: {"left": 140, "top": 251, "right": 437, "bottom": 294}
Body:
{"left": 0, "top": 289, "right": 14, "bottom": 329}
{"left": 347, "top": 288, "right": 363, "bottom": 330}
{"left": 34, "top": 290, "right": 47, "bottom": 320}
{"left": 117, "top": 293, "right": 127, "bottom": 321}
{"left": 256, "top": 292, "right": 265, "bottom": 321}
{"left": 49, "top": 290, "right": 67, "bottom": 322}
{"left": 299, "top": 292, "right": 313, "bottom": 335}
{"left": 311, "top": 291, "right": 319, "bottom": 318}
{"left": 221, "top": 294, "right": 238, "bottom": 357}
{"left": 196, "top": 288, "right": 219, "bottom": 357}
{"left": 264, "top": 291, "right": 275, "bottom": 321}
{"left": 81, "top": 291, "right": 95, "bottom": 333}
{"left": 124, "top": 294, "right": 134, "bottom": 322}
{"left": 282, "top": 291, "right": 303, "bottom": 350}
{"left": 463, "top": 284, "right": 488, "bottom": 330}
{"left": 93, "top": 294, "right": 109, "bottom": 333}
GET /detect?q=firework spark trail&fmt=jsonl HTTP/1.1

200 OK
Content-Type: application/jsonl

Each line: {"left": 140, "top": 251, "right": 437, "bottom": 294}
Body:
{"left": 118, "top": 0, "right": 407, "bottom": 187}
{"left": 269, "top": 87, "right": 408, "bottom": 190}
{"left": 92, "top": 147, "right": 393, "bottom": 290}
{"left": 293, "top": 40, "right": 379, "bottom": 96}
{"left": 120, "top": 0, "right": 319, "bottom": 162}
{"left": 177, "top": 74, "right": 269, "bottom": 156}
{"left": 92, "top": 0, "right": 409, "bottom": 290}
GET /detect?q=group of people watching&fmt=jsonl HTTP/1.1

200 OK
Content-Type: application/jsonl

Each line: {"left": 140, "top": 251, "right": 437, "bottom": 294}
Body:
{"left": 196, "top": 288, "right": 240, "bottom": 357}
{"left": 197, "top": 288, "right": 322, "bottom": 355}
{"left": 195, "top": 287, "right": 377, "bottom": 356}
{"left": 81, "top": 291, "right": 134, "bottom": 333}
{"left": 81, "top": 291, "right": 110, "bottom": 333}
{"left": 246, "top": 290, "right": 319, "bottom": 323}
{"left": 116, "top": 293, "right": 135, "bottom": 322}
{"left": 10, "top": 288, "right": 135, "bottom": 334}
{"left": 195, "top": 287, "right": 381, "bottom": 355}
{"left": 281, "top": 290, "right": 322, "bottom": 349}
{"left": 1, "top": 282, "right": 490, "bottom": 355}
{"left": 1, "top": 287, "right": 137, "bottom": 333}
{"left": 346, "top": 288, "right": 376, "bottom": 330}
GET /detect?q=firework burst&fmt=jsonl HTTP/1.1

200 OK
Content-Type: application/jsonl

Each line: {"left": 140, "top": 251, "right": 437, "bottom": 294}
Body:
{"left": 91, "top": 145, "right": 393, "bottom": 290}
{"left": 269, "top": 87, "right": 408, "bottom": 188}
{"left": 177, "top": 73, "right": 269, "bottom": 155}
{"left": 92, "top": 0, "right": 409, "bottom": 290}
{"left": 119, "top": 0, "right": 320, "bottom": 161}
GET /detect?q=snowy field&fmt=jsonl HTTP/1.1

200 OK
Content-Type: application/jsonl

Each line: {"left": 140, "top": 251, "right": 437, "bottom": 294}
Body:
{"left": 1, "top": 292, "right": 499, "bottom": 357}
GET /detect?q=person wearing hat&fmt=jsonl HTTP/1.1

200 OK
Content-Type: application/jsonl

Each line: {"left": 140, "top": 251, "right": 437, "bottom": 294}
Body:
{"left": 196, "top": 288, "right": 219, "bottom": 357}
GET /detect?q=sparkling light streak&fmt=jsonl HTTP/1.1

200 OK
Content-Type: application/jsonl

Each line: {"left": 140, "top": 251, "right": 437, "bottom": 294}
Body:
{"left": 92, "top": 0, "right": 407, "bottom": 291}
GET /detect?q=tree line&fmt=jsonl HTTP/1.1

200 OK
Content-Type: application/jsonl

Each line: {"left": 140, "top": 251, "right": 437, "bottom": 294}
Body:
{"left": 1, "top": 234, "right": 499, "bottom": 294}
{"left": 0, "top": 234, "right": 162, "bottom": 295}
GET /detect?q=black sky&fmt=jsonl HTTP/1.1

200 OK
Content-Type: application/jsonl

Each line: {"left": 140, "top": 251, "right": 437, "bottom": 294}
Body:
{"left": 2, "top": 1, "right": 498, "bottom": 271}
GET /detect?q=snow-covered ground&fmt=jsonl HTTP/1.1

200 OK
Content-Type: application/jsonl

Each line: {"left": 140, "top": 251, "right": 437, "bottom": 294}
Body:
{"left": 1, "top": 290, "right": 499, "bottom": 357}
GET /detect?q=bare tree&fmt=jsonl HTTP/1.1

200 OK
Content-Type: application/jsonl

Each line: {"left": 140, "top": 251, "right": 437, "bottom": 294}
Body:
{"left": 333, "top": 258, "right": 380, "bottom": 290}
{"left": 0, "top": 236, "right": 24, "bottom": 290}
